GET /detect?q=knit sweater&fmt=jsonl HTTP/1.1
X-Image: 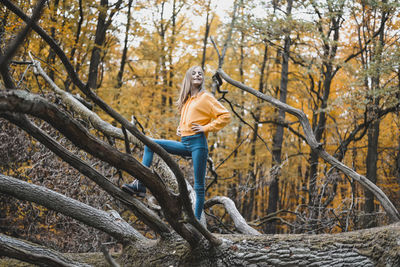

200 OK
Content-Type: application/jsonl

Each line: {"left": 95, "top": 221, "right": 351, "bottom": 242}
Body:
{"left": 179, "top": 91, "right": 231, "bottom": 137}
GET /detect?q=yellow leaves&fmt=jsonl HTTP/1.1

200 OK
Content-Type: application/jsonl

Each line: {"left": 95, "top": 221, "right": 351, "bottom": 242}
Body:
{"left": 1, "top": 0, "right": 399, "bottom": 238}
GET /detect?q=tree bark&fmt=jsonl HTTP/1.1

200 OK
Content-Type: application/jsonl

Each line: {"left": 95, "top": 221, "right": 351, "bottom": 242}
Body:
{"left": 118, "top": 223, "right": 400, "bottom": 266}
{"left": 365, "top": 118, "right": 380, "bottom": 226}
{"left": 3, "top": 223, "right": 400, "bottom": 266}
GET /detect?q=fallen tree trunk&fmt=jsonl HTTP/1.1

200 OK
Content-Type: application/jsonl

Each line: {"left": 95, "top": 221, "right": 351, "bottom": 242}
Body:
{"left": 119, "top": 222, "right": 400, "bottom": 266}
{"left": 2, "top": 223, "right": 400, "bottom": 266}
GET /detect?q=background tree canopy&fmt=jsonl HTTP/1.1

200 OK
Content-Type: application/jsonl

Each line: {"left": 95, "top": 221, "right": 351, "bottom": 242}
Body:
{"left": 0, "top": 0, "right": 400, "bottom": 266}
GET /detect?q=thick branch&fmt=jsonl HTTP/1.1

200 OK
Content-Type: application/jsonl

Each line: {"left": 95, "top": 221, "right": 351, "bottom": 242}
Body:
{"left": 106, "top": 223, "right": 400, "bottom": 266}
{"left": 205, "top": 196, "right": 260, "bottom": 235}
{"left": 0, "top": 234, "right": 90, "bottom": 267}
{"left": 216, "top": 69, "right": 400, "bottom": 222}
{"left": 1, "top": 111, "right": 170, "bottom": 236}
{"left": 0, "top": 174, "right": 145, "bottom": 243}
{"left": 31, "top": 59, "right": 141, "bottom": 148}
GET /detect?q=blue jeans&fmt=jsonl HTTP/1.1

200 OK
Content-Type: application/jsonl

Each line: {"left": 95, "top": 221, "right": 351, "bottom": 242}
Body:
{"left": 142, "top": 133, "right": 208, "bottom": 220}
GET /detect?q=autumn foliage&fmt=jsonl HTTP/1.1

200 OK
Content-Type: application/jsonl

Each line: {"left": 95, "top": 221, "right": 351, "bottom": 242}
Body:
{"left": 0, "top": 0, "right": 399, "bottom": 253}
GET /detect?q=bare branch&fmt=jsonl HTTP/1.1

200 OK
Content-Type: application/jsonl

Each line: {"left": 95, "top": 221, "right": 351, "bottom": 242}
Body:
{"left": 101, "top": 244, "right": 121, "bottom": 267}
{"left": 205, "top": 196, "right": 260, "bottom": 235}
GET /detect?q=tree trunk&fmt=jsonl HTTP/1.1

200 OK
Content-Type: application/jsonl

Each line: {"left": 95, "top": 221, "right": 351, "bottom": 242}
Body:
{"left": 119, "top": 223, "right": 400, "bottom": 266}
{"left": 201, "top": 0, "right": 213, "bottom": 70}
{"left": 0, "top": 9, "right": 16, "bottom": 89}
{"left": 64, "top": 0, "right": 83, "bottom": 92}
{"left": 46, "top": 0, "right": 60, "bottom": 81}
{"left": 3, "top": 223, "right": 400, "bottom": 266}
{"left": 364, "top": 118, "right": 380, "bottom": 227}
{"left": 307, "top": 3, "right": 342, "bottom": 229}
{"left": 267, "top": 0, "right": 292, "bottom": 234}
{"left": 116, "top": 0, "right": 133, "bottom": 89}
{"left": 87, "top": 0, "right": 108, "bottom": 90}
{"left": 363, "top": 2, "right": 387, "bottom": 228}
{"left": 242, "top": 122, "right": 258, "bottom": 220}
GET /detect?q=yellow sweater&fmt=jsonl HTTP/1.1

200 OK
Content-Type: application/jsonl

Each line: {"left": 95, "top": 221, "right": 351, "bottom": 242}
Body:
{"left": 179, "top": 91, "right": 231, "bottom": 137}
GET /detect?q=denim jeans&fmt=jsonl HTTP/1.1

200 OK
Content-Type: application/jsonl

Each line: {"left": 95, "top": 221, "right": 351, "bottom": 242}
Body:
{"left": 142, "top": 133, "right": 208, "bottom": 220}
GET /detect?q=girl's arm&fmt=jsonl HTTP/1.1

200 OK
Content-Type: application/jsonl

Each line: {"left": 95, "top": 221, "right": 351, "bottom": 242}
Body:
{"left": 202, "top": 94, "right": 231, "bottom": 133}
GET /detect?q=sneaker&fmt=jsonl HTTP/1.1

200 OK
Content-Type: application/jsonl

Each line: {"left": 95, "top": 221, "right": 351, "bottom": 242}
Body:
{"left": 122, "top": 180, "right": 146, "bottom": 197}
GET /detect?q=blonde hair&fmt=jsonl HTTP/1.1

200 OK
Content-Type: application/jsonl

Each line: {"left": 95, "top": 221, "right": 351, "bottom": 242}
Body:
{"left": 176, "top": 66, "right": 205, "bottom": 112}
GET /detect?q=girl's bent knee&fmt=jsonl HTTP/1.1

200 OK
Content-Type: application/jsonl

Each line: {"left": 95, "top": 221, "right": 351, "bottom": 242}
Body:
{"left": 144, "top": 145, "right": 153, "bottom": 154}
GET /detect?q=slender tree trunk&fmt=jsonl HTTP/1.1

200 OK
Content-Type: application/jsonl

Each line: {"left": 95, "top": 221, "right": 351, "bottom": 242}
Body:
{"left": 46, "top": 0, "right": 60, "bottom": 81}
{"left": 364, "top": 5, "right": 387, "bottom": 228}
{"left": 167, "top": 0, "right": 178, "bottom": 112}
{"left": 116, "top": 0, "right": 133, "bottom": 89}
{"left": 233, "top": 29, "right": 245, "bottom": 209}
{"left": 307, "top": 4, "right": 342, "bottom": 230}
{"left": 0, "top": 9, "right": 15, "bottom": 89}
{"left": 365, "top": 118, "right": 380, "bottom": 226}
{"left": 87, "top": 0, "right": 108, "bottom": 90}
{"left": 201, "top": 0, "right": 213, "bottom": 70}
{"left": 64, "top": 0, "right": 83, "bottom": 92}
{"left": 159, "top": 1, "right": 167, "bottom": 110}
{"left": 396, "top": 136, "right": 400, "bottom": 205}
{"left": 266, "top": 0, "right": 292, "bottom": 234}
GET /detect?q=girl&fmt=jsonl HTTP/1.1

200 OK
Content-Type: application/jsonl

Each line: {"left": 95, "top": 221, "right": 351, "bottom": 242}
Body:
{"left": 123, "top": 66, "right": 231, "bottom": 220}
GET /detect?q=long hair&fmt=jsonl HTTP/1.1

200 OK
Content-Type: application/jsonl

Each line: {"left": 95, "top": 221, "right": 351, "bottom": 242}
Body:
{"left": 176, "top": 66, "right": 205, "bottom": 112}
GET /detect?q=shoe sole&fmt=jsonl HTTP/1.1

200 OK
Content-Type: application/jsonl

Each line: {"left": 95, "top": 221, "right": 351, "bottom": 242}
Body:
{"left": 122, "top": 185, "right": 146, "bottom": 198}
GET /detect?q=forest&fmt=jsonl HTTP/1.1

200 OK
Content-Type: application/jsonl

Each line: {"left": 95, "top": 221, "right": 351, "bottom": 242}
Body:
{"left": 0, "top": 0, "right": 400, "bottom": 266}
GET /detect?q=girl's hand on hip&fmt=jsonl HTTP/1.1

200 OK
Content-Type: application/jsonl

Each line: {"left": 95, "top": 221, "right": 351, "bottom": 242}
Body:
{"left": 176, "top": 127, "right": 181, "bottom": 136}
{"left": 191, "top": 123, "right": 205, "bottom": 133}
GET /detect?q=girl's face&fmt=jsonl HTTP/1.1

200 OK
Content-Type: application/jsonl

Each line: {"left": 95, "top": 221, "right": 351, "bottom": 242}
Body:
{"left": 191, "top": 67, "right": 203, "bottom": 88}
